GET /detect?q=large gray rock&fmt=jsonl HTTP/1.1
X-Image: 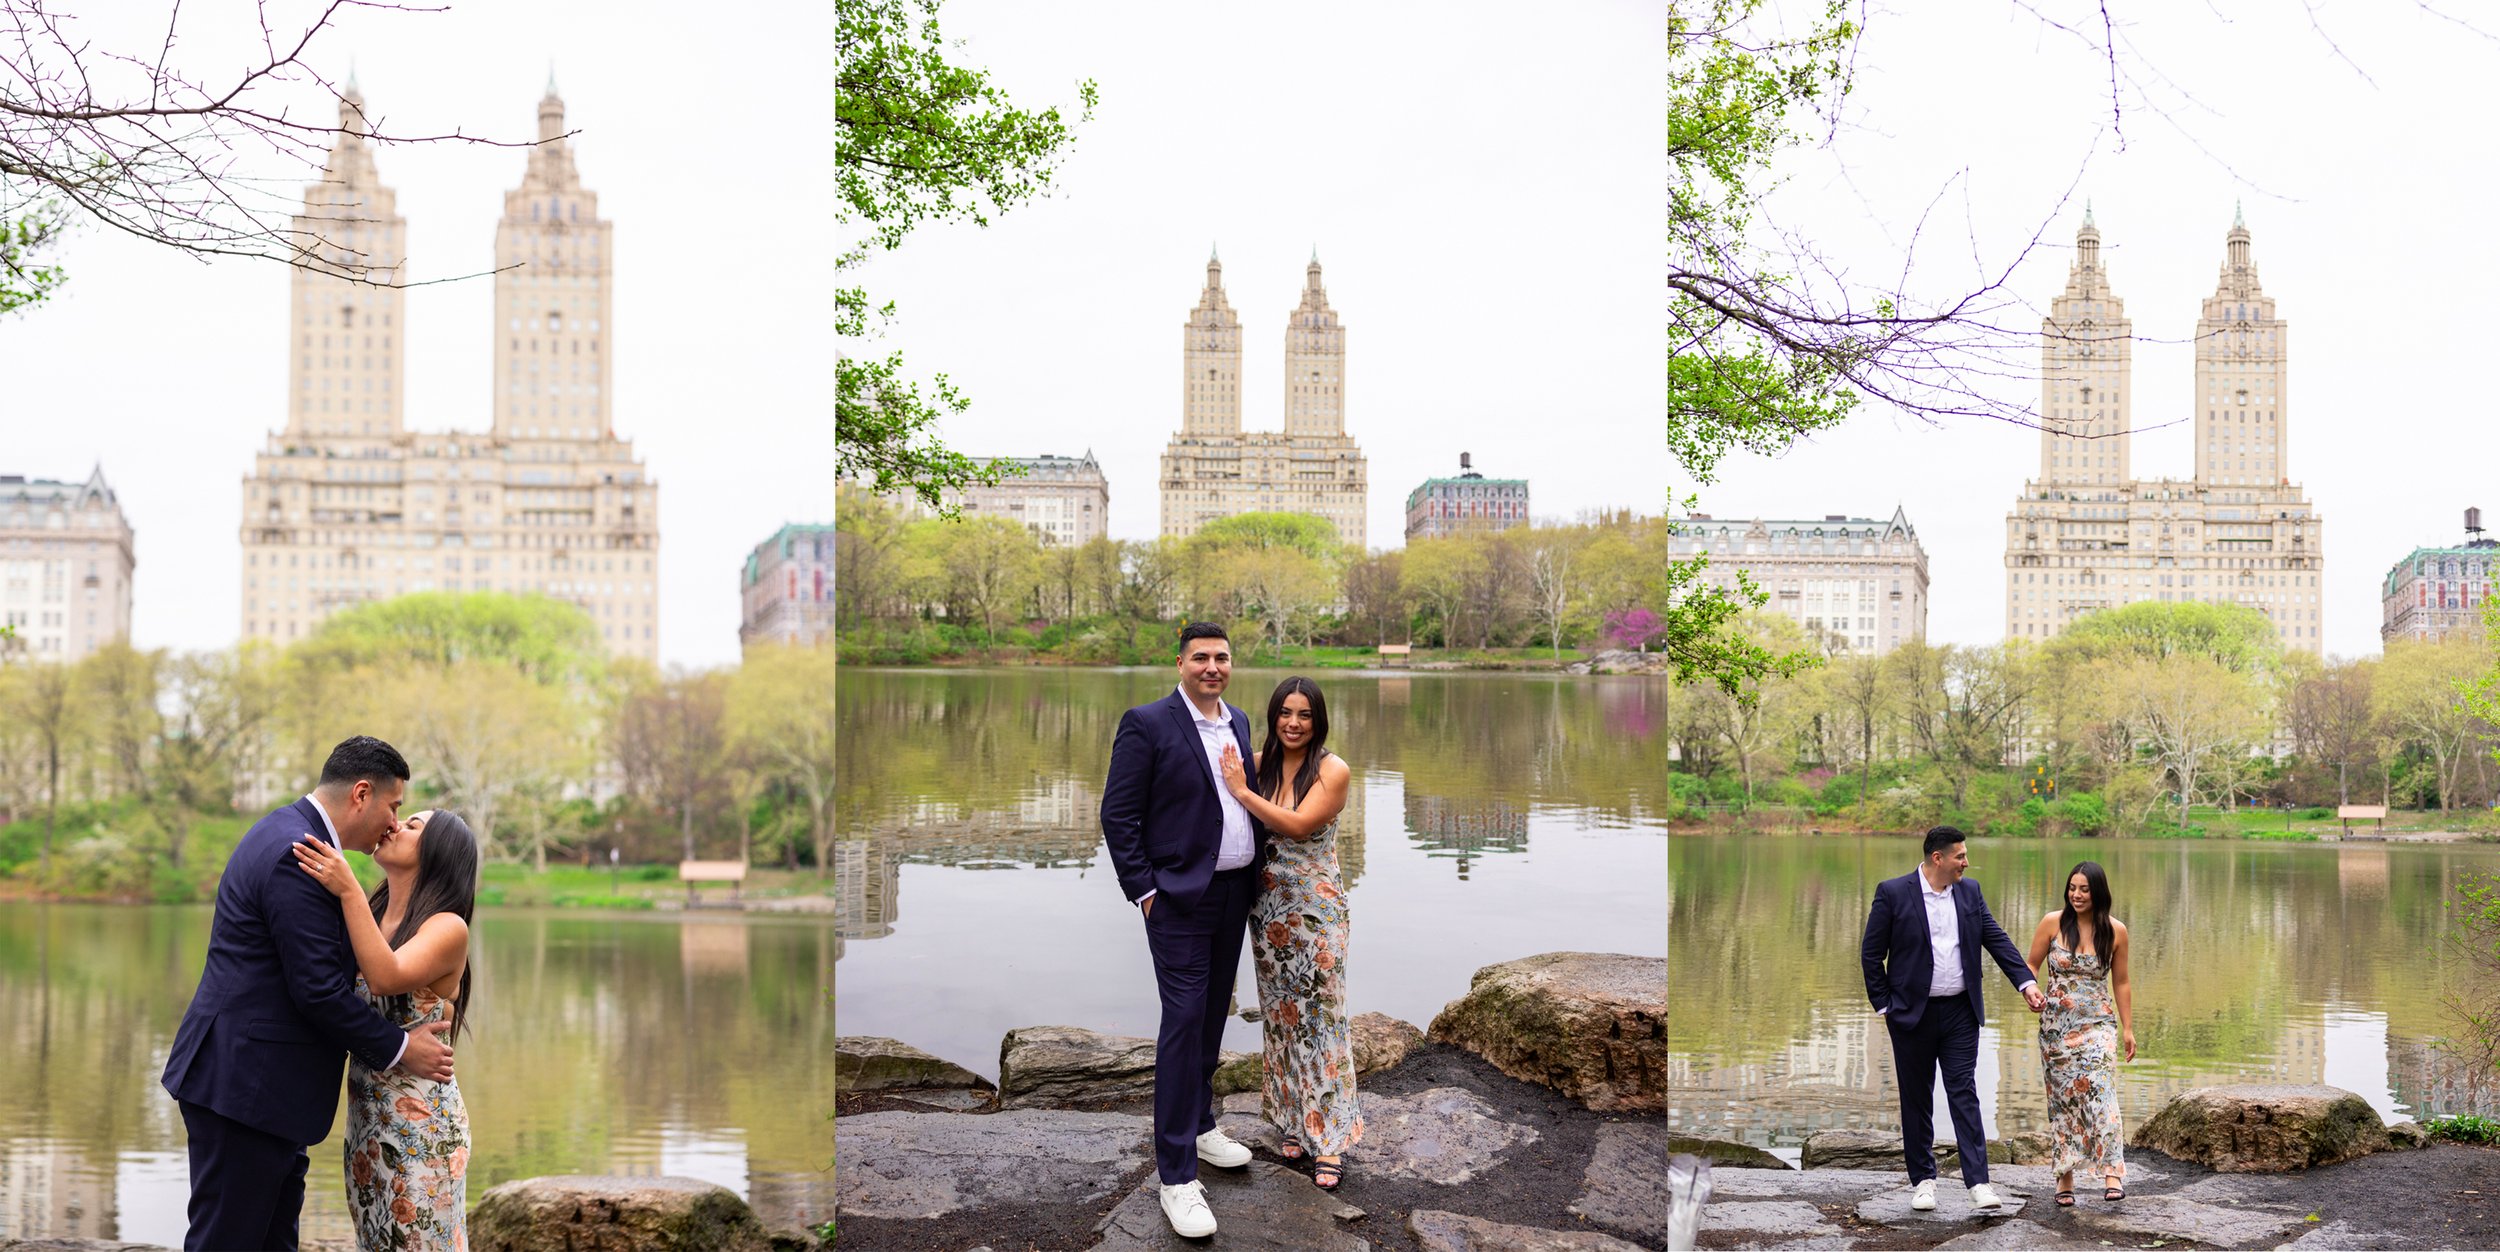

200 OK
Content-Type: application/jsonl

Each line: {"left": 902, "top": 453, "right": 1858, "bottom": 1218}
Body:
{"left": 832, "top": 1109, "right": 1150, "bottom": 1219}
{"left": 2387, "top": 1119, "right": 2430, "bottom": 1149}
{"left": 997, "top": 1024, "right": 1252, "bottom": 1108}
{"left": 1407, "top": 1209, "right": 1649, "bottom": 1251}
{"left": 2069, "top": 1193, "right": 2308, "bottom": 1246}
{"left": 1693, "top": 1200, "right": 1837, "bottom": 1238}
{"left": 1425, "top": 952, "right": 1664, "bottom": 1112}
{"left": 1352, "top": 1011, "right": 1425, "bottom": 1075}
{"left": 1930, "top": 1219, "right": 2102, "bottom": 1250}
{"left": 470, "top": 1176, "right": 771, "bottom": 1252}
{"left": 1219, "top": 1086, "right": 1537, "bottom": 1185}
{"left": 834, "top": 1035, "right": 994, "bottom": 1094}
{"left": 2130, "top": 1084, "right": 2393, "bottom": 1172}
{"left": 1568, "top": 1123, "right": 1676, "bottom": 1237}
{"left": 1854, "top": 1181, "right": 2031, "bottom": 1225}
{"left": 1092, "top": 1160, "right": 1368, "bottom": 1250}
{"left": 1669, "top": 1133, "right": 1791, "bottom": 1169}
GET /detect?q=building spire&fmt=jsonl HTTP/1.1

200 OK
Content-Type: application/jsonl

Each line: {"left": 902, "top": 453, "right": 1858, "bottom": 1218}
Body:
{"left": 1310, "top": 243, "right": 1319, "bottom": 266}
{"left": 1210, "top": 241, "right": 1218, "bottom": 263}
{"left": 347, "top": 57, "right": 359, "bottom": 93}
{"left": 2083, "top": 198, "right": 2093, "bottom": 228}
{"left": 546, "top": 61, "right": 560, "bottom": 98}
{"left": 2234, "top": 198, "right": 2244, "bottom": 229}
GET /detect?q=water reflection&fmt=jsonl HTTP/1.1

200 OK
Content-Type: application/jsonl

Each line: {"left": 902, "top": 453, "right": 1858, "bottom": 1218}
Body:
{"left": 831, "top": 669, "right": 1668, "bottom": 1068}
{"left": 0, "top": 904, "right": 835, "bottom": 1242}
{"left": 1667, "top": 835, "right": 2500, "bottom": 1158}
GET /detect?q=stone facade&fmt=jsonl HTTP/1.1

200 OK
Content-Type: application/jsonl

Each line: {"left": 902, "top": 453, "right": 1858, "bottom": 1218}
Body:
{"left": 238, "top": 81, "right": 660, "bottom": 660}
{"left": 2380, "top": 512, "right": 2496, "bottom": 644}
{"left": 1668, "top": 507, "right": 1929, "bottom": 656}
{"left": 2004, "top": 210, "right": 2325, "bottom": 654}
{"left": 0, "top": 467, "right": 135, "bottom": 662}
{"left": 1405, "top": 452, "right": 1529, "bottom": 541}
{"left": 957, "top": 452, "right": 1110, "bottom": 546}
{"left": 1159, "top": 251, "right": 1369, "bottom": 549}
{"left": 740, "top": 523, "right": 834, "bottom": 647}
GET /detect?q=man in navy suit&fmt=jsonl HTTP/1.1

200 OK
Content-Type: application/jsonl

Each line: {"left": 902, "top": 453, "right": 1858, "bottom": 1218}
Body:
{"left": 1101, "top": 622, "right": 1270, "bottom": 1238}
{"left": 1862, "top": 825, "right": 2044, "bottom": 1214}
{"left": 161, "top": 736, "right": 458, "bottom": 1251}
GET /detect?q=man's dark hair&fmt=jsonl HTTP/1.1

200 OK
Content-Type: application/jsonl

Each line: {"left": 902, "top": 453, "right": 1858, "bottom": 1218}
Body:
{"left": 1922, "top": 825, "right": 1967, "bottom": 860}
{"left": 1177, "top": 622, "right": 1230, "bottom": 655}
{"left": 319, "top": 735, "right": 410, "bottom": 790}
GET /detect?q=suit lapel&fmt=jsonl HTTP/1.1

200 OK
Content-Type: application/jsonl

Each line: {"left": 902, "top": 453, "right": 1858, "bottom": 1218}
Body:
{"left": 1165, "top": 691, "right": 1220, "bottom": 806}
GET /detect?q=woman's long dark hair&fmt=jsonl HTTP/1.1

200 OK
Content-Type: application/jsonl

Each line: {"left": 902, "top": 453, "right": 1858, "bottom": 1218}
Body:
{"left": 2057, "top": 860, "right": 2116, "bottom": 975}
{"left": 1255, "top": 676, "right": 1331, "bottom": 808}
{"left": 367, "top": 809, "right": 480, "bottom": 1039}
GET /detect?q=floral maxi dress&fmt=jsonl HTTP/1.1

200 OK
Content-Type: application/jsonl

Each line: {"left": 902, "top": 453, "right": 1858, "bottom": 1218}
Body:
{"left": 1249, "top": 804, "right": 1363, "bottom": 1156}
{"left": 2038, "top": 940, "right": 2124, "bottom": 1180}
{"left": 345, "top": 975, "right": 471, "bottom": 1252}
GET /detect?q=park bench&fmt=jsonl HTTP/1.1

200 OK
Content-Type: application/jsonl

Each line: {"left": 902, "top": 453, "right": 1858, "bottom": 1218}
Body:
{"left": 1377, "top": 644, "right": 1412, "bottom": 657}
{"left": 679, "top": 860, "right": 748, "bottom": 907}
{"left": 2336, "top": 805, "right": 2388, "bottom": 838}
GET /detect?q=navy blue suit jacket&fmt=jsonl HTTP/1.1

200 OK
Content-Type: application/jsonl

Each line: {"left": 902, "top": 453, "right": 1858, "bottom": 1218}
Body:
{"left": 161, "top": 798, "right": 406, "bottom": 1145}
{"left": 1101, "top": 689, "right": 1270, "bottom": 915}
{"left": 1861, "top": 869, "right": 2036, "bottom": 1031}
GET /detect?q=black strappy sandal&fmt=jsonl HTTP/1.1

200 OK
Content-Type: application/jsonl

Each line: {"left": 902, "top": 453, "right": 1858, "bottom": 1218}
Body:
{"left": 2103, "top": 1183, "right": 2125, "bottom": 1202}
{"left": 1278, "top": 1139, "right": 1306, "bottom": 1161}
{"left": 1313, "top": 1159, "right": 1346, "bottom": 1190}
{"left": 2055, "top": 1190, "right": 2075, "bottom": 1207}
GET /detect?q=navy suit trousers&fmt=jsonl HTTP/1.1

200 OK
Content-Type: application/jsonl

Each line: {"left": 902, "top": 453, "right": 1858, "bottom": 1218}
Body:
{"left": 180, "top": 1099, "right": 309, "bottom": 1251}
{"left": 1884, "top": 994, "right": 1991, "bottom": 1186}
{"left": 1142, "top": 862, "right": 1257, "bottom": 1184}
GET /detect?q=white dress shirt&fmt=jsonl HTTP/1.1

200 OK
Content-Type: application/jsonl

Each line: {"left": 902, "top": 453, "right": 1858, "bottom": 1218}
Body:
{"left": 303, "top": 795, "right": 409, "bottom": 1070}
{"left": 1920, "top": 869, "right": 1966, "bottom": 998}
{"left": 1136, "top": 687, "right": 1257, "bottom": 908}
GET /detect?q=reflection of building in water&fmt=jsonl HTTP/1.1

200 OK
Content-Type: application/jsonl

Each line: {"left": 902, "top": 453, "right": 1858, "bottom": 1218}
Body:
{"left": 2336, "top": 845, "right": 2389, "bottom": 898}
{"left": 0, "top": 1139, "right": 112, "bottom": 1240}
{"left": 886, "top": 778, "right": 1103, "bottom": 869}
{"left": 2390, "top": 1031, "right": 2497, "bottom": 1117}
{"left": 833, "top": 838, "right": 899, "bottom": 941}
{"left": 1333, "top": 772, "right": 1366, "bottom": 889}
{"left": 1403, "top": 793, "right": 1529, "bottom": 879}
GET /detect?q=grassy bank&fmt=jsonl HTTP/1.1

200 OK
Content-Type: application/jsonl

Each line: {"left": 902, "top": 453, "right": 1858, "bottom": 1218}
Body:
{"left": 834, "top": 618, "right": 1619, "bottom": 670}
{"left": 1672, "top": 802, "right": 2499, "bottom": 842}
{"left": 0, "top": 801, "right": 830, "bottom": 905}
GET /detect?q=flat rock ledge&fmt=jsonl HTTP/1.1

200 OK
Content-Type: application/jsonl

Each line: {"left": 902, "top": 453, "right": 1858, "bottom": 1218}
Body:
{"left": 1567, "top": 1123, "right": 1677, "bottom": 1239}
{"left": 999, "top": 1024, "right": 1256, "bottom": 1108}
{"left": 1427, "top": 952, "right": 1665, "bottom": 1113}
{"left": 2131, "top": 1083, "right": 2393, "bottom": 1172}
{"left": 1668, "top": 1133, "right": 1791, "bottom": 1170}
{"left": 1407, "top": 1209, "right": 1649, "bottom": 1251}
{"left": 1219, "top": 1085, "right": 1540, "bottom": 1185}
{"left": 470, "top": 1175, "right": 776, "bottom": 1252}
{"left": 834, "top": 1108, "right": 1151, "bottom": 1219}
{"left": 835, "top": 1034, "right": 995, "bottom": 1095}
{"left": 1092, "top": 1160, "right": 1368, "bottom": 1250}
{"left": 1802, "top": 1126, "right": 2054, "bottom": 1171}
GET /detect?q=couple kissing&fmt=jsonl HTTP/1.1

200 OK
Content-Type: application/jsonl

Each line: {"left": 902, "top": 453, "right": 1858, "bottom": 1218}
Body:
{"left": 160, "top": 735, "right": 481, "bottom": 1251}
{"left": 1100, "top": 622, "right": 1361, "bottom": 1239}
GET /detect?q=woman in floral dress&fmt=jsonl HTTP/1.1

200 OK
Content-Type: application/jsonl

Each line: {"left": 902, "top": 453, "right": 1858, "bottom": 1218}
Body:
{"left": 2024, "top": 860, "right": 2134, "bottom": 1207}
{"left": 294, "top": 809, "right": 481, "bottom": 1251}
{"left": 1220, "top": 676, "right": 1360, "bottom": 1190}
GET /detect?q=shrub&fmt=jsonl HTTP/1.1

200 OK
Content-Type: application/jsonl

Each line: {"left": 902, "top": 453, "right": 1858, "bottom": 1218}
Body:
{"left": 2424, "top": 1114, "right": 2500, "bottom": 1145}
{"left": 2052, "top": 792, "right": 2111, "bottom": 837}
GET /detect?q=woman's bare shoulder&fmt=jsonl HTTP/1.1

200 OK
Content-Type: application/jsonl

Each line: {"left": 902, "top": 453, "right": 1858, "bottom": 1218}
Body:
{"left": 1320, "top": 752, "right": 1351, "bottom": 779}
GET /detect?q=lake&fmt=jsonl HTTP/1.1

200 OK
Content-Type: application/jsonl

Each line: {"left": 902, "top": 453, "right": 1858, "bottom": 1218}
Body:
{"left": 0, "top": 903, "right": 834, "bottom": 1243}
{"left": 831, "top": 667, "right": 1669, "bottom": 1078}
{"left": 1667, "top": 833, "right": 2500, "bottom": 1163}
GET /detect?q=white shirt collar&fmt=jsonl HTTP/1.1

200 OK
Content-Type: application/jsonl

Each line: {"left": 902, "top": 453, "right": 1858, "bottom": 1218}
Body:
{"left": 303, "top": 793, "right": 343, "bottom": 850}
{"left": 1178, "top": 683, "right": 1230, "bottom": 726}
{"left": 1918, "top": 867, "right": 1953, "bottom": 898}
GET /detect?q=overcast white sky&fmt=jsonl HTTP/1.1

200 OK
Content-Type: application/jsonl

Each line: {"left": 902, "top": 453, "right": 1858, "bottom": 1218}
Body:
{"left": 851, "top": 1, "right": 1668, "bottom": 546}
{"left": 0, "top": 0, "right": 832, "bottom": 668}
{"left": 1680, "top": 1, "right": 2497, "bottom": 661}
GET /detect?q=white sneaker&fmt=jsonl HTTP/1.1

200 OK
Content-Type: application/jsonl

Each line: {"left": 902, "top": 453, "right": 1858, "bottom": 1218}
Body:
{"left": 1196, "top": 1128, "right": 1252, "bottom": 1168}
{"left": 1160, "top": 1180, "right": 1218, "bottom": 1237}
{"left": 1910, "top": 1178, "right": 1937, "bottom": 1210}
{"left": 1968, "top": 1182, "right": 2005, "bottom": 1210}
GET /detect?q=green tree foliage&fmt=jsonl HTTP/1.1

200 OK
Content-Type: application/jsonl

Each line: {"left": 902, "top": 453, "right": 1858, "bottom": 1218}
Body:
{"left": 836, "top": 0, "right": 1095, "bottom": 508}
{"left": 727, "top": 645, "right": 840, "bottom": 874}
{"left": 0, "top": 203, "right": 70, "bottom": 317}
{"left": 299, "top": 591, "right": 607, "bottom": 689}
{"left": 2059, "top": 600, "right": 2282, "bottom": 674}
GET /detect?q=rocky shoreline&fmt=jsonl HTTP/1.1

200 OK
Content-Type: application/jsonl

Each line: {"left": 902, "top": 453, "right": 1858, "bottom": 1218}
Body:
{"left": 835, "top": 951, "right": 1669, "bottom": 1250}
{"left": 1675, "top": 1085, "right": 2500, "bottom": 1251}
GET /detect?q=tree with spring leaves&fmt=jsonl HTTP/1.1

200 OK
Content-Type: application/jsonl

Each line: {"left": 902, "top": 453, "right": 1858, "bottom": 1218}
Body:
{"left": 837, "top": 0, "right": 1095, "bottom": 509}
